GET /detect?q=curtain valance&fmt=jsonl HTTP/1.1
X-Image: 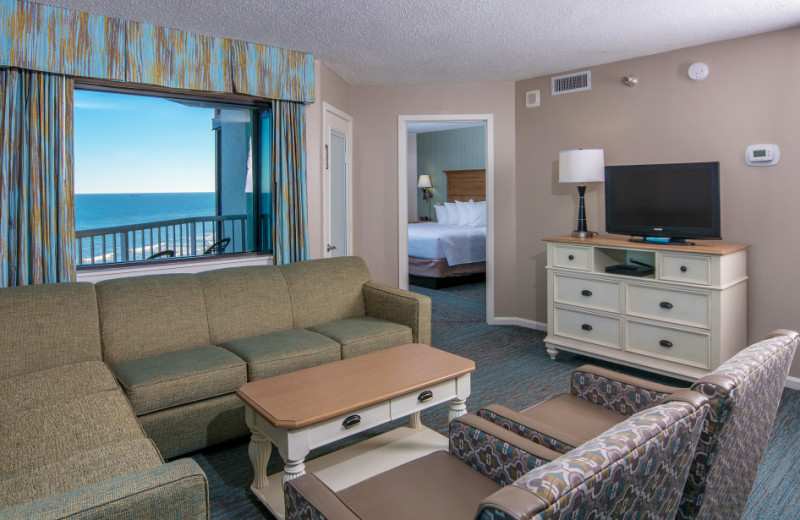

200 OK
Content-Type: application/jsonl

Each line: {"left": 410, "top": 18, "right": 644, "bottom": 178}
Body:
{"left": 0, "top": 0, "right": 314, "bottom": 102}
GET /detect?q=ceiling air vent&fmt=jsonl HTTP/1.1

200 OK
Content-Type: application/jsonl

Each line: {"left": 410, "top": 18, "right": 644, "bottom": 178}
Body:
{"left": 551, "top": 70, "right": 591, "bottom": 95}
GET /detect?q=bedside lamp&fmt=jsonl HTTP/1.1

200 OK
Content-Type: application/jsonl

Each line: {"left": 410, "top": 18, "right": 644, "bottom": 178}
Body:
{"left": 559, "top": 149, "right": 605, "bottom": 238}
{"left": 417, "top": 174, "right": 433, "bottom": 220}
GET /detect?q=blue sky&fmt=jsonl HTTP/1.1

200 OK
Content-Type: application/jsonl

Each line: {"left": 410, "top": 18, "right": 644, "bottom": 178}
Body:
{"left": 74, "top": 90, "right": 216, "bottom": 194}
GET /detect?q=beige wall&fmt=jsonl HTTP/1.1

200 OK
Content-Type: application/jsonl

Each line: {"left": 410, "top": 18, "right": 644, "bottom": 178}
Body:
{"left": 348, "top": 82, "right": 517, "bottom": 316}
{"left": 515, "top": 27, "right": 800, "bottom": 377}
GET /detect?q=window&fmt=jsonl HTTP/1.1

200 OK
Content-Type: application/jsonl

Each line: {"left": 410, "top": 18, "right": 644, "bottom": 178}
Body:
{"left": 73, "top": 88, "right": 272, "bottom": 266}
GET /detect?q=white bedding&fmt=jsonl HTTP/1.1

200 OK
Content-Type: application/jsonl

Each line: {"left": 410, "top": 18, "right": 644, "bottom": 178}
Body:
{"left": 408, "top": 223, "right": 486, "bottom": 266}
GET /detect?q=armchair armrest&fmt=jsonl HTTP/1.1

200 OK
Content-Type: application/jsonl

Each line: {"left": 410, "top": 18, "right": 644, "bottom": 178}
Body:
{"left": 476, "top": 404, "right": 580, "bottom": 455}
{"left": 571, "top": 364, "right": 687, "bottom": 415}
{"left": 363, "top": 281, "right": 431, "bottom": 345}
{"left": 0, "top": 459, "right": 208, "bottom": 520}
{"left": 284, "top": 474, "right": 361, "bottom": 520}
{"left": 449, "top": 413, "right": 562, "bottom": 486}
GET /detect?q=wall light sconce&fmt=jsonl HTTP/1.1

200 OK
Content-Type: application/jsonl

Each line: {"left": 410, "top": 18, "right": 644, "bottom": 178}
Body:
{"left": 559, "top": 149, "right": 605, "bottom": 238}
{"left": 622, "top": 75, "right": 638, "bottom": 87}
{"left": 417, "top": 174, "right": 434, "bottom": 220}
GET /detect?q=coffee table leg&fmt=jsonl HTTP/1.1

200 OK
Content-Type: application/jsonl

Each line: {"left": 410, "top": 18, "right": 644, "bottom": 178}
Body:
{"left": 282, "top": 458, "right": 306, "bottom": 484}
{"left": 248, "top": 430, "right": 272, "bottom": 492}
{"left": 448, "top": 398, "right": 467, "bottom": 422}
{"left": 408, "top": 411, "right": 422, "bottom": 428}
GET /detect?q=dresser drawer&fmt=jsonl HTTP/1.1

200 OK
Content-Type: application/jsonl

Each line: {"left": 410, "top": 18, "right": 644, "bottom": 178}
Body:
{"left": 553, "top": 245, "right": 591, "bottom": 271}
{"left": 554, "top": 307, "right": 621, "bottom": 349}
{"left": 390, "top": 379, "right": 457, "bottom": 419}
{"left": 659, "top": 254, "right": 711, "bottom": 285}
{"left": 554, "top": 275, "right": 621, "bottom": 313}
{"left": 626, "top": 321, "right": 710, "bottom": 369}
{"left": 308, "top": 402, "right": 391, "bottom": 448}
{"left": 626, "top": 284, "right": 710, "bottom": 329}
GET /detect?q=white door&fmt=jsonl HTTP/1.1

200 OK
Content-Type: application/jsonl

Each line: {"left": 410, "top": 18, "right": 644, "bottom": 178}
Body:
{"left": 323, "top": 103, "right": 353, "bottom": 258}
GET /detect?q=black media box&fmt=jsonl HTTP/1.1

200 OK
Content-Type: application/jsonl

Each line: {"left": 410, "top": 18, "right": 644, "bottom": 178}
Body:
{"left": 605, "top": 264, "right": 654, "bottom": 277}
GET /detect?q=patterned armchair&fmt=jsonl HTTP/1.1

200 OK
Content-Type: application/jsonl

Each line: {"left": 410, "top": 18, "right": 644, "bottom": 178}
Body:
{"left": 478, "top": 330, "right": 799, "bottom": 520}
{"left": 283, "top": 393, "right": 708, "bottom": 520}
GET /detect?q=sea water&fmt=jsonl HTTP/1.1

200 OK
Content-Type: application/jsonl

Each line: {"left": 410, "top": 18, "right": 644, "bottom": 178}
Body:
{"left": 75, "top": 193, "right": 216, "bottom": 231}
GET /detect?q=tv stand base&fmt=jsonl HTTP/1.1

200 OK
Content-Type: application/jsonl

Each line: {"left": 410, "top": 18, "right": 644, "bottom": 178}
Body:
{"left": 630, "top": 237, "right": 695, "bottom": 246}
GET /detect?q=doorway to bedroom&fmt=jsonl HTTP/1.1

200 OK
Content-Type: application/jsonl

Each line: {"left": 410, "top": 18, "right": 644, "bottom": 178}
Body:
{"left": 397, "top": 115, "right": 494, "bottom": 323}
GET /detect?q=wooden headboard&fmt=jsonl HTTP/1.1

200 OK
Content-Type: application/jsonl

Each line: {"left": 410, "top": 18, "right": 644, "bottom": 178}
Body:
{"left": 443, "top": 169, "right": 486, "bottom": 202}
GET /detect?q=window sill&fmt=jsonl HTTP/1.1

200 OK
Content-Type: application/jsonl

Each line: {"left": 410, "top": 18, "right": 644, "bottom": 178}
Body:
{"left": 76, "top": 252, "right": 273, "bottom": 283}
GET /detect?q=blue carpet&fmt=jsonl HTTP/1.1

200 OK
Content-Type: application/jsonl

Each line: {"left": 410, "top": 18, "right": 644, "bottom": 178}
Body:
{"left": 191, "top": 282, "right": 800, "bottom": 519}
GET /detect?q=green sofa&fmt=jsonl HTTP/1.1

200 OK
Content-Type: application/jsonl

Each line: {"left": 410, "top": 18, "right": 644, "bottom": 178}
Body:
{"left": 0, "top": 256, "right": 431, "bottom": 519}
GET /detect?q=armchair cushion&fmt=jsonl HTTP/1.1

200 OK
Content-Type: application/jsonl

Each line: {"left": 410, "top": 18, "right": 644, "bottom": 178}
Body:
{"left": 307, "top": 317, "right": 412, "bottom": 359}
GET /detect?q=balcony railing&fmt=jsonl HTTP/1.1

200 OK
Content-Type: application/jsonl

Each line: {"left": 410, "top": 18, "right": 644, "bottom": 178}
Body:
{"left": 75, "top": 214, "right": 249, "bottom": 266}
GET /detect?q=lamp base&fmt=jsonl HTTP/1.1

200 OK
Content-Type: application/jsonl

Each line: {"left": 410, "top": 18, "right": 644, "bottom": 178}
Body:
{"left": 571, "top": 230, "right": 597, "bottom": 238}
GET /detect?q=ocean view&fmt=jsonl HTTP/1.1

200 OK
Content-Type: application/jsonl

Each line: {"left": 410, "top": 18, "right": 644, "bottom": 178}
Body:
{"left": 75, "top": 193, "right": 216, "bottom": 231}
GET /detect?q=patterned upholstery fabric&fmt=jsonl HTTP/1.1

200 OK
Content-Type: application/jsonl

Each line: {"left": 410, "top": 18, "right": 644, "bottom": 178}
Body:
{"left": 284, "top": 479, "right": 328, "bottom": 520}
{"left": 571, "top": 368, "right": 672, "bottom": 415}
{"left": 449, "top": 417, "right": 552, "bottom": 485}
{"left": 476, "top": 408, "right": 575, "bottom": 455}
{"left": 677, "top": 333, "right": 798, "bottom": 520}
{"left": 308, "top": 316, "right": 413, "bottom": 359}
{"left": 479, "top": 401, "right": 708, "bottom": 520}
{"left": 363, "top": 281, "right": 432, "bottom": 345}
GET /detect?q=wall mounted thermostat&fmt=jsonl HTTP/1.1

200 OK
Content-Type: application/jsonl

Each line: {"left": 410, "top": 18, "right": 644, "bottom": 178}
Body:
{"left": 746, "top": 144, "right": 780, "bottom": 166}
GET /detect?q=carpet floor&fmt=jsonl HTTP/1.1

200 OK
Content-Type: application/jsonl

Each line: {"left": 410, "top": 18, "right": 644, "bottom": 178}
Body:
{"left": 191, "top": 282, "right": 800, "bottom": 519}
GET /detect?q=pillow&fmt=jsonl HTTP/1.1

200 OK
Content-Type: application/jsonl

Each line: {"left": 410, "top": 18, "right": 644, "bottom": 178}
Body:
{"left": 454, "top": 200, "right": 472, "bottom": 226}
{"left": 468, "top": 201, "right": 487, "bottom": 226}
{"left": 433, "top": 204, "right": 450, "bottom": 224}
{"left": 444, "top": 202, "right": 458, "bottom": 225}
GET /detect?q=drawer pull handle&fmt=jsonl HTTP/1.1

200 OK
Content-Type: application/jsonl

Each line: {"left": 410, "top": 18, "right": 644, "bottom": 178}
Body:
{"left": 581, "top": 324, "right": 593, "bottom": 331}
{"left": 660, "top": 301, "right": 674, "bottom": 310}
{"left": 568, "top": 254, "right": 575, "bottom": 261}
{"left": 660, "top": 340, "right": 674, "bottom": 348}
{"left": 342, "top": 415, "right": 361, "bottom": 429}
{"left": 680, "top": 266, "right": 688, "bottom": 272}
{"left": 418, "top": 390, "right": 434, "bottom": 403}
{"left": 581, "top": 290, "right": 593, "bottom": 297}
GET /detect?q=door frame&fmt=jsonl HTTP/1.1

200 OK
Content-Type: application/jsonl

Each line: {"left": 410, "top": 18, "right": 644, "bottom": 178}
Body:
{"left": 397, "top": 114, "right": 495, "bottom": 323}
{"left": 322, "top": 102, "right": 354, "bottom": 258}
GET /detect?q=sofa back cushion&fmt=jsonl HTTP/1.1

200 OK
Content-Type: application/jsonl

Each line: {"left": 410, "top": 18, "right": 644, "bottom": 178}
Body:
{"left": 96, "top": 274, "right": 211, "bottom": 366}
{"left": 198, "top": 266, "right": 293, "bottom": 344}
{"left": 0, "top": 282, "right": 102, "bottom": 380}
{"left": 280, "top": 256, "right": 372, "bottom": 329}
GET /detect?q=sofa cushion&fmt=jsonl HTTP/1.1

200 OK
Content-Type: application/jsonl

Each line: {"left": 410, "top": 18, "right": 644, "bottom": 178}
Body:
{"left": 0, "top": 360, "right": 119, "bottom": 415}
{"left": 96, "top": 274, "right": 211, "bottom": 366}
{"left": 307, "top": 316, "right": 413, "bottom": 359}
{"left": 113, "top": 345, "right": 247, "bottom": 415}
{"left": 0, "top": 282, "right": 102, "bottom": 380}
{"left": 198, "top": 266, "right": 294, "bottom": 344}
{"left": 280, "top": 256, "right": 372, "bottom": 329}
{"left": 0, "top": 389, "right": 145, "bottom": 478}
{"left": 221, "top": 329, "right": 341, "bottom": 381}
{"left": 0, "top": 437, "right": 162, "bottom": 510}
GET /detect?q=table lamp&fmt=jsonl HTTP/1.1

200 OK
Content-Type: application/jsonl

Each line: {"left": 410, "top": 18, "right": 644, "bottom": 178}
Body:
{"left": 559, "top": 149, "right": 605, "bottom": 238}
{"left": 417, "top": 175, "right": 433, "bottom": 220}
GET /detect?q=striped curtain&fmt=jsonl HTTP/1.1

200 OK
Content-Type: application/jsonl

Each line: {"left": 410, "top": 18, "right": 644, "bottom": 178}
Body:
{"left": 0, "top": 68, "right": 75, "bottom": 287}
{"left": 272, "top": 100, "right": 309, "bottom": 265}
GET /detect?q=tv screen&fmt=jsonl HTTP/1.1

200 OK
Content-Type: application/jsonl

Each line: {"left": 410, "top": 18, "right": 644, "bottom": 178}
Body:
{"left": 604, "top": 162, "right": 720, "bottom": 242}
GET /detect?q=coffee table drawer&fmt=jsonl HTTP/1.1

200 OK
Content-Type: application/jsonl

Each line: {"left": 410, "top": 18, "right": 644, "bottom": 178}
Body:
{"left": 390, "top": 379, "right": 457, "bottom": 419}
{"left": 308, "top": 402, "right": 391, "bottom": 447}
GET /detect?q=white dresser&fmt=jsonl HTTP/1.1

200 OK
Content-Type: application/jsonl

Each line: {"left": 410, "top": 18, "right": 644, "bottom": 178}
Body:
{"left": 544, "top": 235, "right": 749, "bottom": 380}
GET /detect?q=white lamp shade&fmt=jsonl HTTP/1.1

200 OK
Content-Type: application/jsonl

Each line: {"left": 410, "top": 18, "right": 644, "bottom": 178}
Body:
{"left": 559, "top": 149, "right": 605, "bottom": 184}
{"left": 417, "top": 175, "right": 432, "bottom": 188}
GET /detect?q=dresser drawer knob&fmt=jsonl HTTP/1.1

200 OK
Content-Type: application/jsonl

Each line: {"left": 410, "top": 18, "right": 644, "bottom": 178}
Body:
{"left": 568, "top": 254, "right": 575, "bottom": 260}
{"left": 659, "top": 340, "right": 674, "bottom": 348}
{"left": 418, "top": 390, "right": 434, "bottom": 403}
{"left": 680, "top": 266, "right": 688, "bottom": 272}
{"left": 581, "top": 324, "right": 593, "bottom": 331}
{"left": 343, "top": 415, "right": 361, "bottom": 429}
{"left": 660, "top": 301, "right": 674, "bottom": 310}
{"left": 581, "top": 289, "right": 593, "bottom": 297}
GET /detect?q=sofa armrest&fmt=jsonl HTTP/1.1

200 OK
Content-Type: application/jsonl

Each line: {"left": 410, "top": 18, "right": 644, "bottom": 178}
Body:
{"left": 449, "top": 414, "right": 561, "bottom": 486}
{"left": 284, "top": 474, "right": 361, "bottom": 520}
{"left": 0, "top": 459, "right": 208, "bottom": 520}
{"left": 362, "top": 282, "right": 431, "bottom": 345}
{"left": 571, "top": 364, "right": 687, "bottom": 415}
{"left": 477, "top": 404, "right": 580, "bottom": 455}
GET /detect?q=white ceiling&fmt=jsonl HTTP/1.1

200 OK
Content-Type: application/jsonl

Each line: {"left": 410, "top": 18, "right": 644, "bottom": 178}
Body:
{"left": 33, "top": 0, "right": 800, "bottom": 85}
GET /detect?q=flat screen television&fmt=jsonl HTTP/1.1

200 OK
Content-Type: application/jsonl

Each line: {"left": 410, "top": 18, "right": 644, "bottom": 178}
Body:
{"left": 604, "top": 161, "right": 720, "bottom": 244}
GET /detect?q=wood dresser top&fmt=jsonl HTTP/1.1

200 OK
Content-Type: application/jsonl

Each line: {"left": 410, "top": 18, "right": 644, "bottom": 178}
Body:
{"left": 237, "top": 343, "right": 475, "bottom": 429}
{"left": 543, "top": 234, "right": 750, "bottom": 255}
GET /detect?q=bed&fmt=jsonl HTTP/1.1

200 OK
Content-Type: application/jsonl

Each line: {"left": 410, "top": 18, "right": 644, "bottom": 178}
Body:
{"left": 408, "top": 169, "right": 486, "bottom": 289}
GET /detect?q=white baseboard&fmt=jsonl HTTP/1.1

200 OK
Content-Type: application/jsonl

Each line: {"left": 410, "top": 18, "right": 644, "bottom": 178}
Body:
{"left": 786, "top": 376, "right": 800, "bottom": 391}
{"left": 490, "top": 316, "right": 547, "bottom": 331}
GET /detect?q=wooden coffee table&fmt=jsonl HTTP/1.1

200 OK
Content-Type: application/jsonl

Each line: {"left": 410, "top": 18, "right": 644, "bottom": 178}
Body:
{"left": 236, "top": 343, "right": 475, "bottom": 519}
